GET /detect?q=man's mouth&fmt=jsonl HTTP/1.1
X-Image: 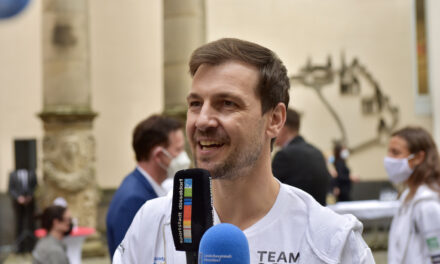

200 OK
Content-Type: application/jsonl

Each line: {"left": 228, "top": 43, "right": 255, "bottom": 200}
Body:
{"left": 198, "top": 140, "right": 224, "bottom": 150}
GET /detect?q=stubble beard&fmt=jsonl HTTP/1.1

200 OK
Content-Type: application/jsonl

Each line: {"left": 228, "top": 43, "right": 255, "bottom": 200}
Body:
{"left": 193, "top": 121, "right": 265, "bottom": 180}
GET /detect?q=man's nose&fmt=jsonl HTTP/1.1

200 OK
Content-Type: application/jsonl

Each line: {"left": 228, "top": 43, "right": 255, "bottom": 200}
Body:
{"left": 195, "top": 104, "right": 218, "bottom": 131}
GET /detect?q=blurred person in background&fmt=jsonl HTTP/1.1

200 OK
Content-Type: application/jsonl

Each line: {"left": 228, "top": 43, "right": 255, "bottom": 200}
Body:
{"left": 272, "top": 108, "right": 331, "bottom": 205}
{"left": 106, "top": 115, "right": 190, "bottom": 258}
{"left": 385, "top": 126, "right": 440, "bottom": 264}
{"left": 8, "top": 169, "right": 37, "bottom": 253}
{"left": 330, "top": 142, "right": 358, "bottom": 202}
{"left": 32, "top": 205, "right": 73, "bottom": 264}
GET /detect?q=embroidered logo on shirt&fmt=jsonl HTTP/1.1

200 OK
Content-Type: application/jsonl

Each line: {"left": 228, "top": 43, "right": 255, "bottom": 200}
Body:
{"left": 427, "top": 237, "right": 440, "bottom": 251}
{"left": 153, "top": 256, "right": 165, "bottom": 264}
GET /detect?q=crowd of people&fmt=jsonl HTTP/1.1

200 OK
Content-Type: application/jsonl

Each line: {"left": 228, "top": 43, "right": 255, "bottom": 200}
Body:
{"left": 6, "top": 38, "right": 440, "bottom": 264}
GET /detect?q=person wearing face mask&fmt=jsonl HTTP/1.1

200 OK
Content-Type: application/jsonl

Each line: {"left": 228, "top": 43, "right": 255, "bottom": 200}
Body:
{"left": 32, "top": 205, "right": 73, "bottom": 264}
{"left": 385, "top": 126, "right": 440, "bottom": 264}
{"left": 106, "top": 115, "right": 188, "bottom": 259}
{"left": 330, "top": 142, "right": 358, "bottom": 202}
{"left": 159, "top": 146, "right": 192, "bottom": 192}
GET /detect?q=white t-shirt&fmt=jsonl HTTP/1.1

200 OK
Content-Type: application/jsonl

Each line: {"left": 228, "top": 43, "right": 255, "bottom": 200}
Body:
{"left": 114, "top": 182, "right": 374, "bottom": 264}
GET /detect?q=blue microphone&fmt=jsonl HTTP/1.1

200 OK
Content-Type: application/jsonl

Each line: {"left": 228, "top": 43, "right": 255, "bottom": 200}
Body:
{"left": 198, "top": 223, "right": 250, "bottom": 264}
{"left": 0, "top": 0, "right": 30, "bottom": 19}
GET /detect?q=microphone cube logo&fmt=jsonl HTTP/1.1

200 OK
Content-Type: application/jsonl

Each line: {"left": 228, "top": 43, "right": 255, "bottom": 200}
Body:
{"left": 177, "top": 178, "right": 184, "bottom": 244}
{"left": 183, "top": 179, "right": 193, "bottom": 243}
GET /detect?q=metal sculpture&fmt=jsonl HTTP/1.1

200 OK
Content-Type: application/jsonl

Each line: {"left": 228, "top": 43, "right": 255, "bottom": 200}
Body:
{"left": 290, "top": 53, "right": 399, "bottom": 153}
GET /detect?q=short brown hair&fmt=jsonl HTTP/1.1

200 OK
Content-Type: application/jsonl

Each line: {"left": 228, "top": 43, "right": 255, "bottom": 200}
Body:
{"left": 132, "top": 115, "right": 183, "bottom": 161}
{"left": 284, "top": 108, "right": 300, "bottom": 132}
{"left": 189, "top": 38, "right": 290, "bottom": 114}
{"left": 392, "top": 126, "right": 440, "bottom": 200}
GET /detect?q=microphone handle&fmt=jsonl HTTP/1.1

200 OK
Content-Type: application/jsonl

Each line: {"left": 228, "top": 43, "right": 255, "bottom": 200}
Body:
{"left": 186, "top": 251, "right": 198, "bottom": 264}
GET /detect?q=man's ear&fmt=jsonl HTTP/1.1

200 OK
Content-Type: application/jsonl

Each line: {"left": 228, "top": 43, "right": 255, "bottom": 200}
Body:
{"left": 266, "top": 103, "right": 286, "bottom": 139}
{"left": 151, "top": 146, "right": 164, "bottom": 163}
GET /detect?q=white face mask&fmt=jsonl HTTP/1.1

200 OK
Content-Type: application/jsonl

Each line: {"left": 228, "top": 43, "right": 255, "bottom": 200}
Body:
{"left": 383, "top": 154, "right": 414, "bottom": 184}
{"left": 341, "top": 149, "right": 350, "bottom": 159}
{"left": 160, "top": 149, "right": 191, "bottom": 178}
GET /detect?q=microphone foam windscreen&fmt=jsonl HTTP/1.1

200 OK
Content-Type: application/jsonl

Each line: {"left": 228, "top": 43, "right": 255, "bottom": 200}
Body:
{"left": 0, "top": 0, "right": 30, "bottom": 19}
{"left": 198, "top": 223, "right": 250, "bottom": 264}
{"left": 171, "top": 169, "right": 213, "bottom": 252}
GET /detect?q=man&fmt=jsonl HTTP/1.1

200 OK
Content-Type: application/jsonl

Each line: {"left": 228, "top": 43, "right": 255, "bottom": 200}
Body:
{"left": 8, "top": 169, "right": 37, "bottom": 253}
{"left": 114, "top": 38, "right": 374, "bottom": 263}
{"left": 32, "top": 205, "right": 73, "bottom": 264}
{"left": 272, "top": 108, "right": 331, "bottom": 205}
{"left": 106, "top": 115, "right": 190, "bottom": 258}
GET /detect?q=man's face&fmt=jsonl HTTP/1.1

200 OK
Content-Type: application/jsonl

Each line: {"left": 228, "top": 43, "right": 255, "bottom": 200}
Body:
{"left": 186, "top": 61, "right": 268, "bottom": 179}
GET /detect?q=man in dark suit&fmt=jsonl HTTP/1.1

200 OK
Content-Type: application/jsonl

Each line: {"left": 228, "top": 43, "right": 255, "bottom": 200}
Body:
{"left": 8, "top": 169, "right": 37, "bottom": 253}
{"left": 272, "top": 108, "right": 331, "bottom": 205}
{"left": 106, "top": 115, "right": 190, "bottom": 258}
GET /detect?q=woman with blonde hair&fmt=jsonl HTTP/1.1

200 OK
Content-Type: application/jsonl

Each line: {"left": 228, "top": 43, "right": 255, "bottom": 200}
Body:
{"left": 385, "top": 126, "right": 440, "bottom": 264}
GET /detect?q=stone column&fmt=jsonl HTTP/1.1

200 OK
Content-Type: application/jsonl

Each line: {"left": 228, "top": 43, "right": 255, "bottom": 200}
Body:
{"left": 39, "top": 0, "right": 99, "bottom": 229}
{"left": 164, "top": 0, "right": 206, "bottom": 117}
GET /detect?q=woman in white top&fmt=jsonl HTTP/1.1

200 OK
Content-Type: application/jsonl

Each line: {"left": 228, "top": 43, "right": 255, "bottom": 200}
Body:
{"left": 385, "top": 126, "right": 440, "bottom": 264}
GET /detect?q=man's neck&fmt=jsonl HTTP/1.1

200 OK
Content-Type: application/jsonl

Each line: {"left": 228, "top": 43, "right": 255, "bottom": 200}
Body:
{"left": 284, "top": 131, "right": 298, "bottom": 146}
{"left": 212, "top": 154, "right": 280, "bottom": 230}
{"left": 137, "top": 161, "right": 166, "bottom": 185}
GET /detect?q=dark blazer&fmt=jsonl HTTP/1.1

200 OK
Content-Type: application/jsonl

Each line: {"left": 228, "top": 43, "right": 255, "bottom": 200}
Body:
{"left": 106, "top": 168, "right": 159, "bottom": 259}
{"left": 272, "top": 136, "right": 331, "bottom": 206}
{"left": 8, "top": 169, "right": 37, "bottom": 199}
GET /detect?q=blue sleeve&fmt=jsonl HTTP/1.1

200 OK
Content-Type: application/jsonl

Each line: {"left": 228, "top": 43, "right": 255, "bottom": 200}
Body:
{"left": 107, "top": 195, "right": 151, "bottom": 259}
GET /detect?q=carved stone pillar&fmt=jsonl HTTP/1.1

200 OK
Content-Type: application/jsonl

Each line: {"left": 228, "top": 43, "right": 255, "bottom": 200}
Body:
{"left": 39, "top": 0, "right": 99, "bottom": 229}
{"left": 38, "top": 116, "right": 98, "bottom": 228}
{"left": 164, "top": 0, "right": 206, "bottom": 117}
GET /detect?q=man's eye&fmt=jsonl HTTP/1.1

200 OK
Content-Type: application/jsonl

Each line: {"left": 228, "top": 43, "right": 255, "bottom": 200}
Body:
{"left": 223, "top": 100, "right": 236, "bottom": 107}
{"left": 189, "top": 101, "right": 201, "bottom": 107}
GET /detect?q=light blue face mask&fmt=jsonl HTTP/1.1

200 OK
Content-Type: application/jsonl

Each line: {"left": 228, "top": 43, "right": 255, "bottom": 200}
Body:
{"left": 383, "top": 154, "right": 415, "bottom": 184}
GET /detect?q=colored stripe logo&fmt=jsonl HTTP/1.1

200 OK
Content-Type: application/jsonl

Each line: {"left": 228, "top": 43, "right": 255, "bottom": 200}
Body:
{"left": 183, "top": 179, "right": 192, "bottom": 243}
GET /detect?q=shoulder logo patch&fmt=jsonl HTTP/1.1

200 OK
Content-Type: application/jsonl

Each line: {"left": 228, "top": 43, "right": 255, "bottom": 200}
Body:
{"left": 427, "top": 237, "right": 440, "bottom": 251}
